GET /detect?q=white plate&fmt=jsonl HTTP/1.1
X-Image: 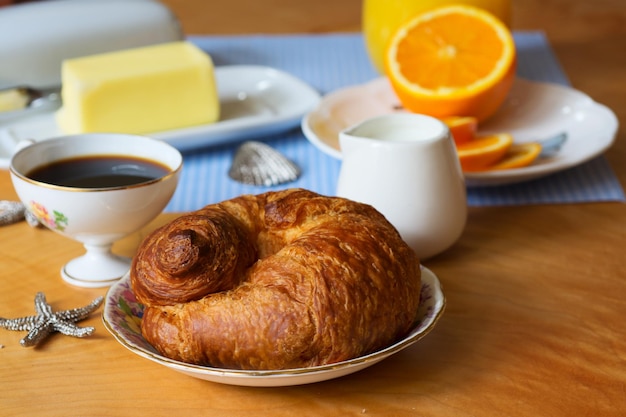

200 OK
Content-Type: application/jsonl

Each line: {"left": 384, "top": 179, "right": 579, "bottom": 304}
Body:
{"left": 0, "top": 65, "right": 321, "bottom": 168}
{"left": 102, "top": 266, "right": 445, "bottom": 387}
{"left": 302, "top": 77, "right": 618, "bottom": 187}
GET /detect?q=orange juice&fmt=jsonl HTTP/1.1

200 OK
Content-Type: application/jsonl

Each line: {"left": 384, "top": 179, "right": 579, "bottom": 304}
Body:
{"left": 363, "top": 0, "right": 511, "bottom": 73}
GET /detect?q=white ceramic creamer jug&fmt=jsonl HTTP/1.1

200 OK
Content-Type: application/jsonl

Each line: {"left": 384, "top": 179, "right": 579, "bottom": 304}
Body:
{"left": 336, "top": 113, "right": 467, "bottom": 259}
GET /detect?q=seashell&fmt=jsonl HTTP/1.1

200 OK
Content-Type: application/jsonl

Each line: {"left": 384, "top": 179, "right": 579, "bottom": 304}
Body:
{"left": 0, "top": 201, "right": 25, "bottom": 226}
{"left": 229, "top": 141, "right": 301, "bottom": 186}
{"left": 0, "top": 200, "right": 42, "bottom": 227}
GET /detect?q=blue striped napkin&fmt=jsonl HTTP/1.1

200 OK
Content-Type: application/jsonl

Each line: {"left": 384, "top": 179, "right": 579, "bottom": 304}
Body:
{"left": 164, "top": 32, "right": 624, "bottom": 212}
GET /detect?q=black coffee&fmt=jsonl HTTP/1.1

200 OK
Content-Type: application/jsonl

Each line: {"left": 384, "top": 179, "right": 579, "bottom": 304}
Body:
{"left": 27, "top": 155, "right": 171, "bottom": 188}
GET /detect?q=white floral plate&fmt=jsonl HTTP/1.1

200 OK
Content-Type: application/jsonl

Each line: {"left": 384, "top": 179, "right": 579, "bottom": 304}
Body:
{"left": 302, "top": 77, "right": 618, "bottom": 187}
{"left": 0, "top": 65, "right": 321, "bottom": 168}
{"left": 102, "top": 266, "right": 445, "bottom": 387}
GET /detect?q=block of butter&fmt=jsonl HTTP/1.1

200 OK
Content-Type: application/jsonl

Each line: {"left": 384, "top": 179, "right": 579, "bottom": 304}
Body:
{"left": 56, "top": 41, "right": 220, "bottom": 135}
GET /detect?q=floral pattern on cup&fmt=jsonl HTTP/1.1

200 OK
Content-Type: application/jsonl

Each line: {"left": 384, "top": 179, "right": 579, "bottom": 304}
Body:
{"left": 29, "top": 201, "right": 68, "bottom": 231}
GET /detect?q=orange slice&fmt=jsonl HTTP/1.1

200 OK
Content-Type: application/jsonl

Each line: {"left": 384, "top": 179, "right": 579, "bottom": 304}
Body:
{"left": 384, "top": 5, "right": 516, "bottom": 122}
{"left": 441, "top": 116, "right": 478, "bottom": 146}
{"left": 456, "top": 133, "right": 513, "bottom": 172}
{"left": 487, "top": 142, "right": 542, "bottom": 170}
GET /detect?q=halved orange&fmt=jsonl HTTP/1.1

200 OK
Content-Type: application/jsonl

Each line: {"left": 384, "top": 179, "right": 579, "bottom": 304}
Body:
{"left": 487, "top": 142, "right": 542, "bottom": 170}
{"left": 456, "top": 133, "right": 513, "bottom": 172}
{"left": 384, "top": 5, "right": 516, "bottom": 122}
{"left": 441, "top": 116, "right": 478, "bottom": 146}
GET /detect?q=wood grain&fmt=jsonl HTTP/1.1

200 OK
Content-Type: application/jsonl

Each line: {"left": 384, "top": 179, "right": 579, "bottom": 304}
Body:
{"left": 1, "top": 1, "right": 625, "bottom": 415}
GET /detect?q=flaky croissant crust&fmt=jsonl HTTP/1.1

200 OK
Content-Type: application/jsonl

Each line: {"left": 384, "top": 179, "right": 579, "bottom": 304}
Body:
{"left": 131, "top": 189, "right": 421, "bottom": 370}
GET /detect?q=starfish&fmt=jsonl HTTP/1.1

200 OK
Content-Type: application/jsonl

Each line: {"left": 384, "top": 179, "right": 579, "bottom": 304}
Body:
{"left": 0, "top": 292, "right": 104, "bottom": 347}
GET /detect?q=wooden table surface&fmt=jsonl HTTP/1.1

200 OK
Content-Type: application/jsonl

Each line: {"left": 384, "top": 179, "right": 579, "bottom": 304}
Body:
{"left": 2, "top": 0, "right": 625, "bottom": 415}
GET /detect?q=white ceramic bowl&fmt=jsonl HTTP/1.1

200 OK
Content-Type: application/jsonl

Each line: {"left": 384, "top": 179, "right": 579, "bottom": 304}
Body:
{"left": 10, "top": 133, "right": 182, "bottom": 287}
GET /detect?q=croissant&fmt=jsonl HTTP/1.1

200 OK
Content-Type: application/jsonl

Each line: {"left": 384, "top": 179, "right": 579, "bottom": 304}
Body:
{"left": 131, "top": 189, "right": 421, "bottom": 370}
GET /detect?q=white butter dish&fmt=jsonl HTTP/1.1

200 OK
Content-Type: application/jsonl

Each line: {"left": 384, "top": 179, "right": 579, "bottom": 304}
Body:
{"left": 0, "top": 0, "right": 183, "bottom": 89}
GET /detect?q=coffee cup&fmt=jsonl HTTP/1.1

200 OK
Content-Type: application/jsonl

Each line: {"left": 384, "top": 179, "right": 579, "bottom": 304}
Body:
{"left": 9, "top": 133, "right": 182, "bottom": 287}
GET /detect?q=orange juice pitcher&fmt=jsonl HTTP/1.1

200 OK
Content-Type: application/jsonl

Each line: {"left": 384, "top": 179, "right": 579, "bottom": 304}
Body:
{"left": 363, "top": 0, "right": 511, "bottom": 73}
